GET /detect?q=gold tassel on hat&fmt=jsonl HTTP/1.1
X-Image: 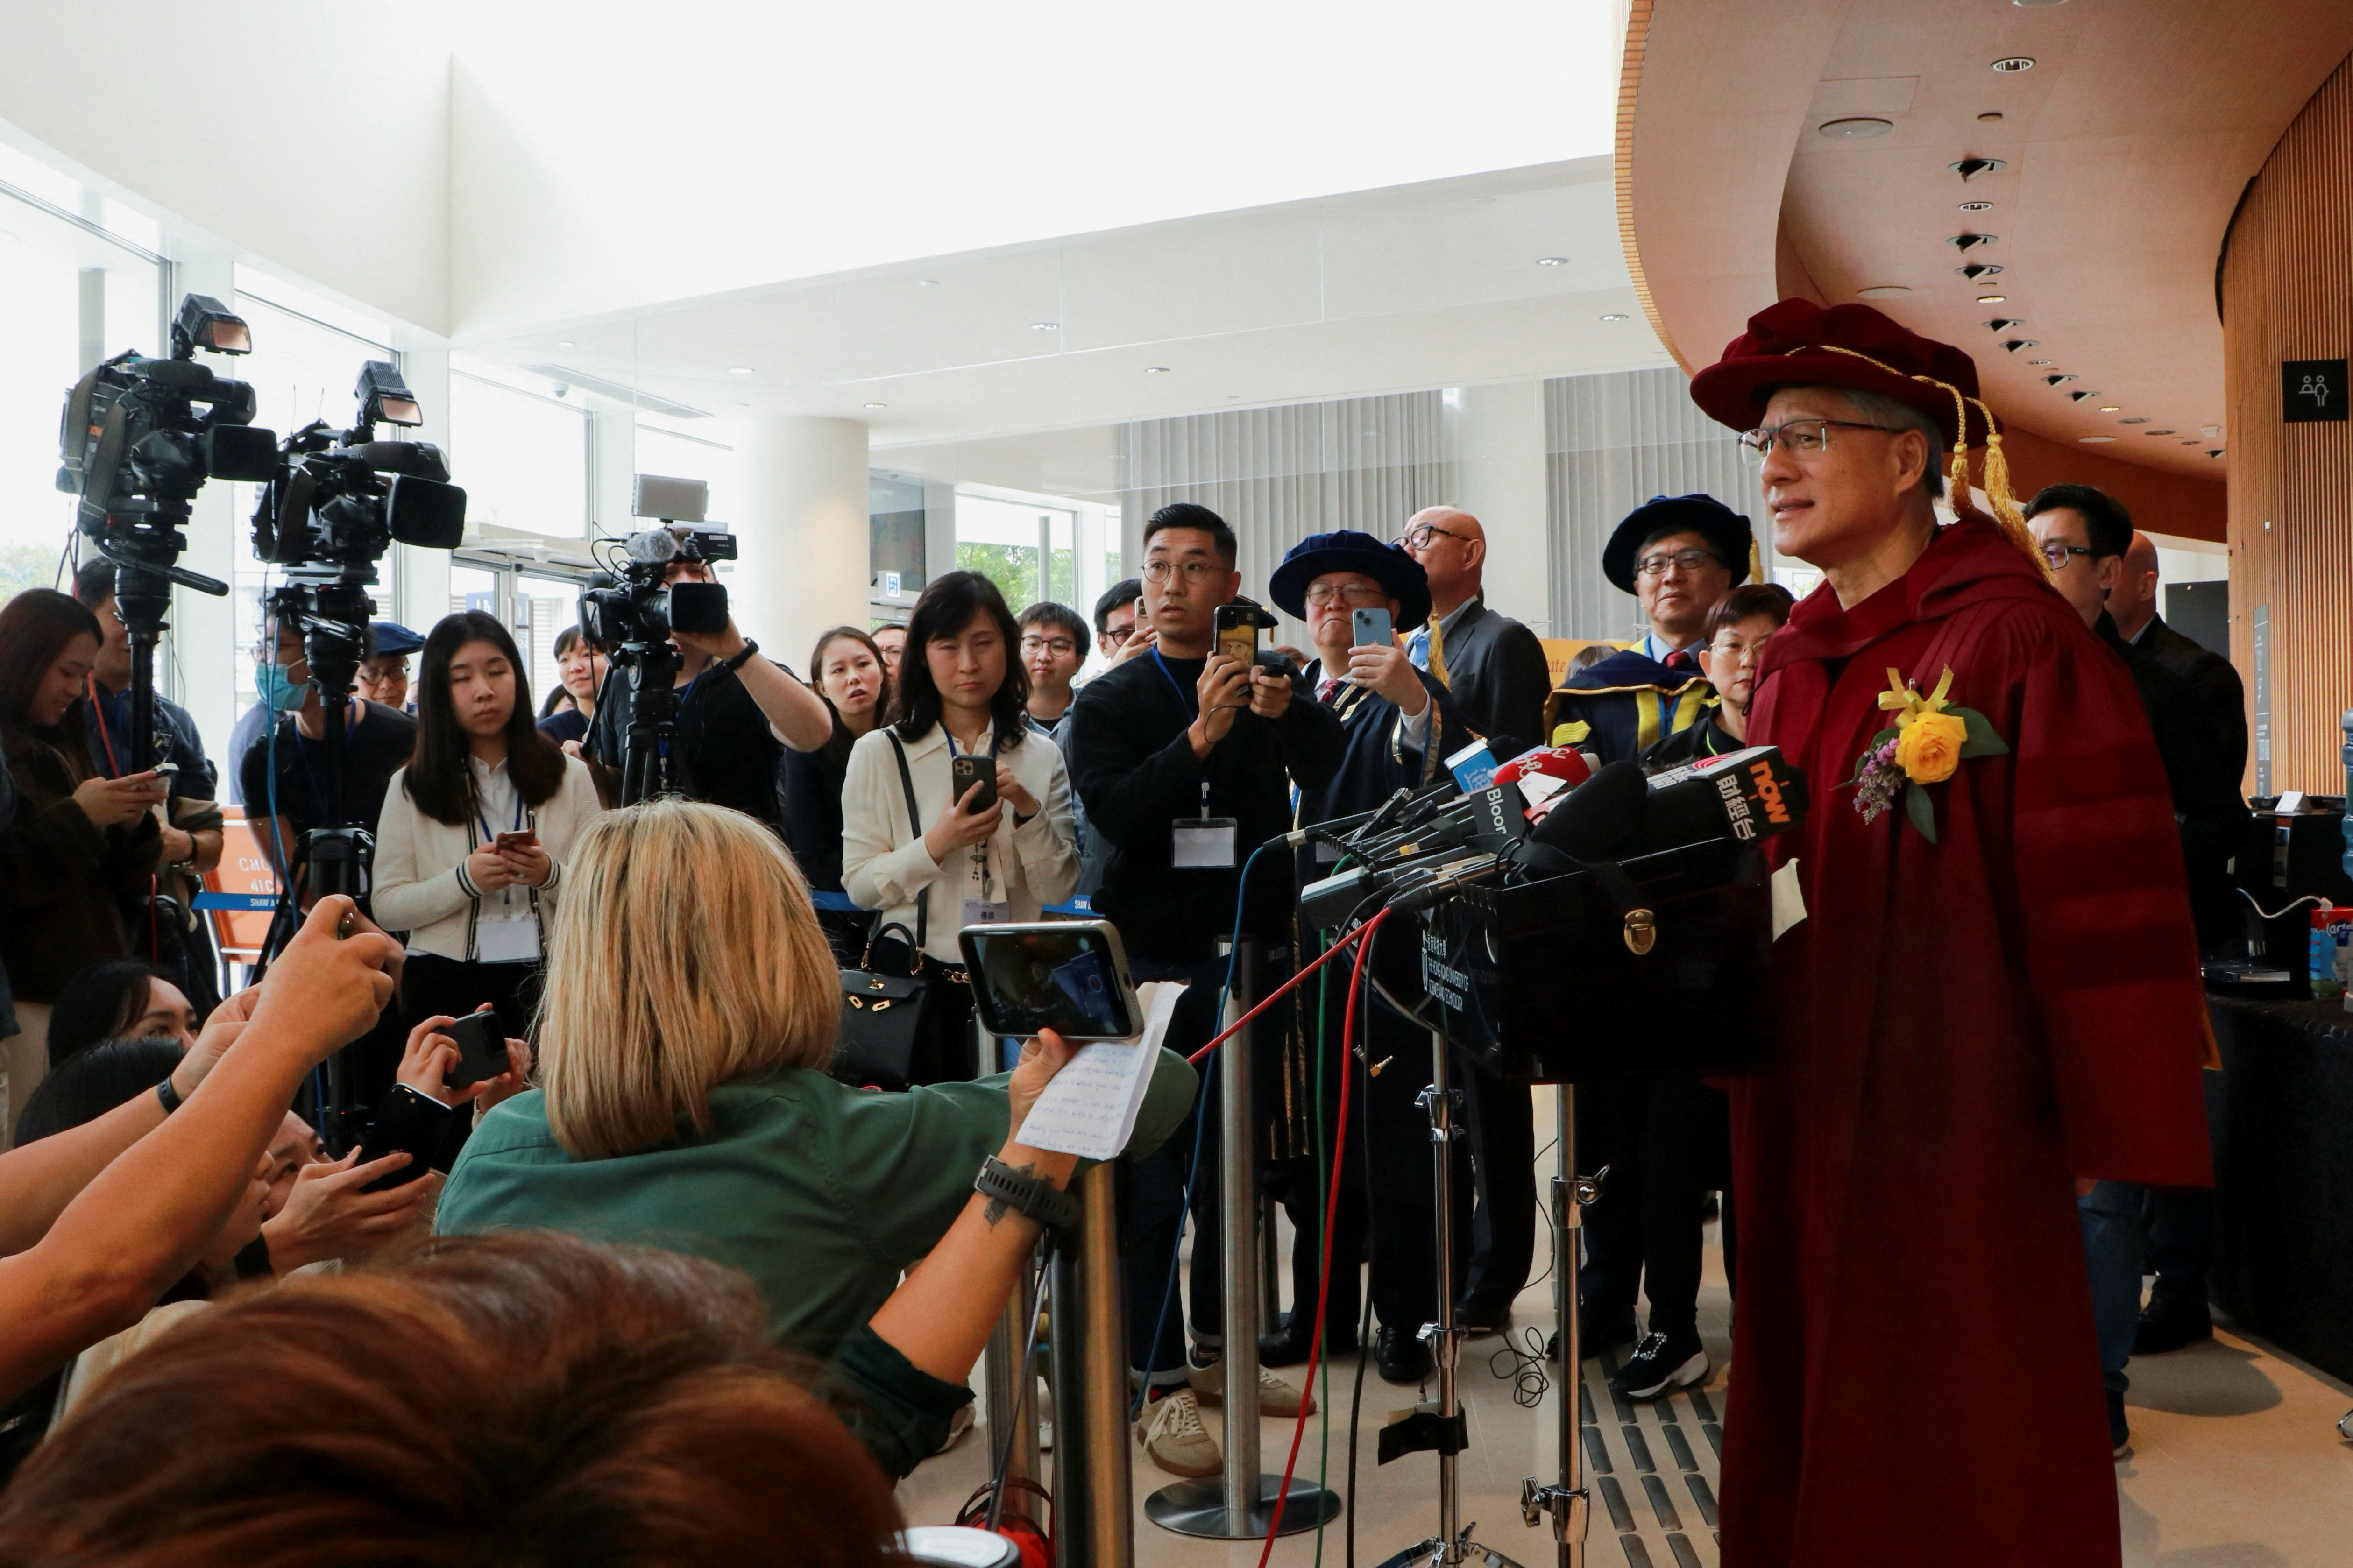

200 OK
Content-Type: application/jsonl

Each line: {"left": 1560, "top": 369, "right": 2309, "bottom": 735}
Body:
{"left": 1749, "top": 537, "right": 1763, "bottom": 585}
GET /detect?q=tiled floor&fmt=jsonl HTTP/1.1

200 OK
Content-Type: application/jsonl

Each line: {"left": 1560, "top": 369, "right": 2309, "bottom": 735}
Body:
{"left": 898, "top": 1089, "right": 2353, "bottom": 1566}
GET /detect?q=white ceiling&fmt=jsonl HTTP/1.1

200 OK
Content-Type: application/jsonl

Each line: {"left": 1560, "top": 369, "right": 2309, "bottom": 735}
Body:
{"left": 461, "top": 156, "right": 1669, "bottom": 448}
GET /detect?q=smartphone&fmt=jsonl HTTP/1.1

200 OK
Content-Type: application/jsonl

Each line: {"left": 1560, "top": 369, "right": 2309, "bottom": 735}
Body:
{"left": 1213, "top": 602, "right": 1260, "bottom": 667}
{"left": 1352, "top": 607, "right": 1394, "bottom": 649}
{"left": 149, "top": 761, "right": 180, "bottom": 784}
{"left": 960, "top": 920, "right": 1145, "bottom": 1042}
{"left": 440, "top": 1008, "right": 512, "bottom": 1092}
{"left": 353, "top": 1084, "right": 456, "bottom": 1191}
{"left": 950, "top": 754, "right": 997, "bottom": 814}
{"left": 494, "top": 829, "right": 539, "bottom": 852}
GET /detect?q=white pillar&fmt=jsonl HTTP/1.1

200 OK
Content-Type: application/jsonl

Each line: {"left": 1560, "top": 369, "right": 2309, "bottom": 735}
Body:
{"left": 733, "top": 416, "right": 870, "bottom": 661}
{"left": 1445, "top": 379, "right": 1552, "bottom": 635}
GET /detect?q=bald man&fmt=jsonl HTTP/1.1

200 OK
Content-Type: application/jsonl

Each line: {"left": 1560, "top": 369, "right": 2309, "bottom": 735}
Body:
{"left": 1396, "top": 508, "right": 1553, "bottom": 763}
{"left": 1395, "top": 504, "right": 1554, "bottom": 1335}
{"left": 2112, "top": 531, "right": 2247, "bottom": 780}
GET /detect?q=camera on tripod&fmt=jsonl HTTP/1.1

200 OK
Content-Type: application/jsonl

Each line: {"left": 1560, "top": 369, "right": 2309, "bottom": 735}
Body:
{"left": 576, "top": 524, "right": 736, "bottom": 647}
{"left": 250, "top": 360, "right": 466, "bottom": 572}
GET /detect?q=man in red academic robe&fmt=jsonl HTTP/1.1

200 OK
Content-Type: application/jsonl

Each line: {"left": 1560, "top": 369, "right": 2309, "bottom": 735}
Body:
{"left": 1687, "top": 300, "right": 2213, "bottom": 1568}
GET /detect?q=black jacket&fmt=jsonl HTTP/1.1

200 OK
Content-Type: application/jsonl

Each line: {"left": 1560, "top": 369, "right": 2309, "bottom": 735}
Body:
{"left": 1428, "top": 597, "right": 1553, "bottom": 763}
{"left": 2136, "top": 613, "right": 2247, "bottom": 783}
{"left": 2099, "top": 613, "right": 2247, "bottom": 951}
{"left": 1066, "top": 649, "right": 1344, "bottom": 963}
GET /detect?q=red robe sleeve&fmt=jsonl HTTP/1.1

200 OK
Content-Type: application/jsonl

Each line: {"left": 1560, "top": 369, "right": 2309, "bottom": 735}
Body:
{"left": 1998, "top": 610, "right": 2213, "bottom": 1187}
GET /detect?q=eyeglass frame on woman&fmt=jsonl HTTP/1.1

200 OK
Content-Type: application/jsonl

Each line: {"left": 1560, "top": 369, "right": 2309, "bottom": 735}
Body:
{"left": 1141, "top": 559, "right": 1224, "bottom": 584}
{"left": 1393, "top": 523, "right": 1471, "bottom": 550}
{"left": 1736, "top": 417, "right": 1908, "bottom": 466}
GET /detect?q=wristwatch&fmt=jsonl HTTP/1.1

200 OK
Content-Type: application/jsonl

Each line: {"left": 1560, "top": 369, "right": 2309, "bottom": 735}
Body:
{"left": 719, "top": 639, "right": 760, "bottom": 673}
{"left": 155, "top": 1075, "right": 184, "bottom": 1116}
{"left": 974, "top": 1156, "right": 1080, "bottom": 1229}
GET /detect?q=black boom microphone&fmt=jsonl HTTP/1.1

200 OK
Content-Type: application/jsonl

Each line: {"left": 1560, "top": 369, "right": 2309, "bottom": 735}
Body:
{"left": 1519, "top": 745, "right": 1807, "bottom": 872}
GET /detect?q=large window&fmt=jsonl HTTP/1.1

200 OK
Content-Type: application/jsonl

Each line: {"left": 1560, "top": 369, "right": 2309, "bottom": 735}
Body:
{"left": 447, "top": 360, "right": 590, "bottom": 538}
{"left": 956, "top": 492, "right": 1077, "bottom": 614}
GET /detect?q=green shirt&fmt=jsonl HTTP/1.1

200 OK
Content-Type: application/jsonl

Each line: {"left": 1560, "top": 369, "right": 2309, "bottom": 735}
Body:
{"left": 435, "top": 1053, "right": 1198, "bottom": 1358}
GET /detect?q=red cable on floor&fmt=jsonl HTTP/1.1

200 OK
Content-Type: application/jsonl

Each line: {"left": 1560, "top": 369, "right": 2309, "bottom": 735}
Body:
{"left": 1184, "top": 918, "right": 1379, "bottom": 1067}
{"left": 1256, "top": 907, "right": 1389, "bottom": 1565}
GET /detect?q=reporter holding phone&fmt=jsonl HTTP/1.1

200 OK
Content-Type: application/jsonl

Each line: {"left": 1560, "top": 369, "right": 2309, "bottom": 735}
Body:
{"left": 840, "top": 572, "right": 1078, "bottom": 1085}
{"left": 0, "top": 590, "right": 166, "bottom": 1141}
{"left": 371, "top": 613, "right": 601, "bottom": 1044}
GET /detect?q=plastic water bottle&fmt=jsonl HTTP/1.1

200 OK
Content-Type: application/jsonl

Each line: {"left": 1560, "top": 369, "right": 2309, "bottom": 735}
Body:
{"left": 2342, "top": 711, "right": 2353, "bottom": 879}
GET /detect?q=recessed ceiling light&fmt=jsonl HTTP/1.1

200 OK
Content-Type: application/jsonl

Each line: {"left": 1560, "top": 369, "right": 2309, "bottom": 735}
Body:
{"left": 1474, "top": 196, "right": 1497, "bottom": 205}
{"left": 2043, "top": 373, "right": 2075, "bottom": 384}
{"left": 1991, "top": 56, "right": 2036, "bottom": 73}
{"left": 918, "top": 278, "right": 941, "bottom": 288}
{"left": 1031, "top": 322, "right": 1058, "bottom": 332}
{"left": 1958, "top": 200, "right": 1994, "bottom": 212}
{"left": 1819, "top": 117, "right": 1894, "bottom": 139}
{"left": 2013, "top": 0, "right": 2070, "bottom": 9}
{"left": 2003, "top": 340, "right": 2038, "bottom": 353}
{"left": 1977, "top": 112, "right": 2006, "bottom": 123}
{"left": 863, "top": 402, "right": 887, "bottom": 409}
{"left": 1857, "top": 285, "right": 1912, "bottom": 299}
{"left": 555, "top": 339, "right": 576, "bottom": 347}
{"left": 2099, "top": 405, "right": 2120, "bottom": 412}
{"left": 1599, "top": 312, "right": 1630, "bottom": 321}
{"left": 1948, "top": 233, "right": 1998, "bottom": 252}
{"left": 2079, "top": 436, "right": 2116, "bottom": 443}
{"left": 2145, "top": 428, "right": 2176, "bottom": 435}
{"left": 2027, "top": 358, "right": 2053, "bottom": 366}
{"left": 2070, "top": 390, "right": 2099, "bottom": 402}
{"left": 728, "top": 366, "right": 755, "bottom": 374}
{"left": 1951, "top": 157, "right": 2007, "bottom": 181}
{"left": 1985, "top": 317, "right": 2025, "bottom": 330}
{"left": 1957, "top": 263, "right": 2002, "bottom": 281}
{"left": 2200, "top": 424, "right": 2220, "bottom": 437}
{"left": 2119, "top": 417, "right": 2148, "bottom": 424}
{"left": 1536, "top": 256, "right": 1570, "bottom": 267}
{"left": 1976, "top": 293, "right": 2007, "bottom": 304}
{"left": 1144, "top": 366, "right": 1171, "bottom": 374}
{"left": 2208, "top": 449, "right": 2225, "bottom": 458}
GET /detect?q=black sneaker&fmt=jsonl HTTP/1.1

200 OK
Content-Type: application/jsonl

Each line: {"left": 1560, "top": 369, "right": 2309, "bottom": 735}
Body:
{"left": 2107, "top": 1389, "right": 2131, "bottom": 1460}
{"left": 1610, "top": 1330, "right": 1708, "bottom": 1399}
{"left": 2132, "top": 1300, "right": 2213, "bottom": 1356}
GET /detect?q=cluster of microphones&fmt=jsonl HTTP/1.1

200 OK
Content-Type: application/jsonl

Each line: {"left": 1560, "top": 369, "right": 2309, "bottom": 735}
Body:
{"left": 1296, "top": 741, "right": 1810, "bottom": 929}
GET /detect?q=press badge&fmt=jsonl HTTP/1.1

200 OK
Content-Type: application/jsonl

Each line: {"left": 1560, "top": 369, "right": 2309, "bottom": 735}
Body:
{"left": 1172, "top": 817, "right": 1238, "bottom": 868}
{"left": 476, "top": 915, "right": 540, "bottom": 964}
{"left": 964, "top": 897, "right": 1011, "bottom": 926}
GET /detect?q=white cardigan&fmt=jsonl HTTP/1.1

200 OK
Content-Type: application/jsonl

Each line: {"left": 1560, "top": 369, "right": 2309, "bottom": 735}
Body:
{"left": 840, "top": 720, "right": 1080, "bottom": 963}
{"left": 371, "top": 755, "right": 602, "bottom": 961}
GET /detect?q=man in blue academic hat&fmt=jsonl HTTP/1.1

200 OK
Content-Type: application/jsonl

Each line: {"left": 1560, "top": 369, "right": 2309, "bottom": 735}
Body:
{"left": 1544, "top": 495, "right": 1752, "bottom": 765}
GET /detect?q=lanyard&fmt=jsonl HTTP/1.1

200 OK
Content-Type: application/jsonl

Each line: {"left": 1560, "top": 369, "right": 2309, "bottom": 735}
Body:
{"left": 943, "top": 726, "right": 1001, "bottom": 760}
{"left": 1150, "top": 650, "right": 1196, "bottom": 716}
{"left": 87, "top": 678, "right": 126, "bottom": 779}
{"left": 475, "top": 778, "right": 525, "bottom": 846}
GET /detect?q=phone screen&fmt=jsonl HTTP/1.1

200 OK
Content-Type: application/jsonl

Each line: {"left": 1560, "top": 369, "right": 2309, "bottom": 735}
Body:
{"left": 966, "top": 926, "right": 1139, "bottom": 1040}
{"left": 495, "top": 830, "right": 538, "bottom": 851}
{"left": 1214, "top": 606, "right": 1259, "bottom": 667}
{"left": 1352, "top": 607, "right": 1393, "bottom": 649}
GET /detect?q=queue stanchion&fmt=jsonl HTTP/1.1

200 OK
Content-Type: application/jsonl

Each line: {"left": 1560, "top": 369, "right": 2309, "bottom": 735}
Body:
{"left": 1050, "top": 1161, "right": 1134, "bottom": 1568}
{"left": 1145, "top": 938, "right": 1340, "bottom": 1540}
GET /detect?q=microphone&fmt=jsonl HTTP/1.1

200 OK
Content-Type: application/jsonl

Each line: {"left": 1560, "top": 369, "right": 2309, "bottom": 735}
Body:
{"left": 1493, "top": 744, "right": 1595, "bottom": 810}
{"left": 1526, "top": 759, "right": 1650, "bottom": 863}
{"left": 1518, "top": 746, "right": 1806, "bottom": 873}
{"left": 1353, "top": 783, "right": 1527, "bottom": 863}
{"left": 624, "top": 526, "right": 686, "bottom": 565}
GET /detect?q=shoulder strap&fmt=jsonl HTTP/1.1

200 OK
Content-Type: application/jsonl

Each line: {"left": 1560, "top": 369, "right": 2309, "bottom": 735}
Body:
{"left": 886, "top": 733, "right": 926, "bottom": 953}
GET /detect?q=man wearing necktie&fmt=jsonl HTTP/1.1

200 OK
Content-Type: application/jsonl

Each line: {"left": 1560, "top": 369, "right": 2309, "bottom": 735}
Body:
{"left": 1395, "top": 509, "right": 1554, "bottom": 766}
{"left": 1541, "top": 494, "right": 1751, "bottom": 768}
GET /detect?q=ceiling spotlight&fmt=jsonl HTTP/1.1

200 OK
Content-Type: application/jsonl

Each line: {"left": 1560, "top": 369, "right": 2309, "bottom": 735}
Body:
{"left": 2079, "top": 435, "right": 2116, "bottom": 443}
{"left": 2208, "top": 449, "right": 2225, "bottom": 458}
{"left": 1999, "top": 338, "right": 2037, "bottom": 352}
{"left": 2043, "top": 373, "right": 2075, "bottom": 385}
{"left": 1957, "top": 263, "right": 2003, "bottom": 281}
{"left": 728, "top": 366, "right": 755, "bottom": 374}
{"left": 2027, "top": 357, "right": 2053, "bottom": 365}
{"left": 1600, "top": 312, "right": 1630, "bottom": 321}
{"left": 2181, "top": 438, "right": 2200, "bottom": 445}
{"left": 1948, "top": 233, "right": 1998, "bottom": 252}
{"left": 2145, "top": 428, "right": 2176, "bottom": 435}
{"left": 1958, "top": 200, "right": 1995, "bottom": 212}
{"left": 1537, "top": 256, "right": 1570, "bottom": 267}
{"left": 919, "top": 279, "right": 942, "bottom": 287}
{"left": 1991, "top": 56, "right": 2036, "bottom": 72}
{"left": 2119, "top": 417, "right": 2148, "bottom": 424}
{"left": 1818, "top": 117, "right": 1894, "bottom": 139}
{"left": 1984, "top": 317, "right": 2025, "bottom": 331}
{"left": 555, "top": 339, "right": 576, "bottom": 347}
{"left": 1950, "top": 156, "right": 2008, "bottom": 181}
{"left": 1976, "top": 293, "right": 2008, "bottom": 304}
{"left": 2099, "top": 404, "right": 2120, "bottom": 412}
{"left": 1857, "top": 285, "right": 1912, "bottom": 298}
{"left": 1977, "top": 112, "right": 2006, "bottom": 123}
{"left": 2069, "top": 391, "right": 2099, "bottom": 402}
{"left": 1144, "top": 366, "right": 1172, "bottom": 374}
{"left": 864, "top": 402, "right": 887, "bottom": 409}
{"left": 1031, "top": 322, "right": 1058, "bottom": 331}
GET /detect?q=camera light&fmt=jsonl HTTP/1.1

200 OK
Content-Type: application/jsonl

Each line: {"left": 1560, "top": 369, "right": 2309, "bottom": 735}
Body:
{"left": 355, "top": 360, "right": 425, "bottom": 427}
{"left": 174, "top": 294, "right": 252, "bottom": 357}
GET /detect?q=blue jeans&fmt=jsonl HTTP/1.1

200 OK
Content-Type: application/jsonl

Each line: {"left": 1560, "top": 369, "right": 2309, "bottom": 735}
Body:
{"left": 2078, "top": 1180, "right": 2146, "bottom": 1394}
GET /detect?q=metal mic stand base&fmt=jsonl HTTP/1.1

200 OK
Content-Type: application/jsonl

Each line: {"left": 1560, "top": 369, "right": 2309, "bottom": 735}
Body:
{"left": 1374, "top": 1533, "right": 1528, "bottom": 1568}
{"left": 1142, "top": 1476, "right": 1342, "bottom": 1540}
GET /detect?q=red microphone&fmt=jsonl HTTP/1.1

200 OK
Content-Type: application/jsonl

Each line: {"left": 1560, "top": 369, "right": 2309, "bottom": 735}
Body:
{"left": 1493, "top": 744, "right": 1595, "bottom": 816}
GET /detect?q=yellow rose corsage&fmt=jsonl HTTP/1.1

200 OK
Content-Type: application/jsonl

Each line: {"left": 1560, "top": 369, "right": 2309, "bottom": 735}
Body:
{"left": 1843, "top": 666, "right": 2009, "bottom": 843}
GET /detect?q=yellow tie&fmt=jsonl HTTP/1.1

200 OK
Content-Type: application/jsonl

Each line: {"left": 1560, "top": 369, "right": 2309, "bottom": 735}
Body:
{"left": 1425, "top": 613, "right": 1448, "bottom": 685}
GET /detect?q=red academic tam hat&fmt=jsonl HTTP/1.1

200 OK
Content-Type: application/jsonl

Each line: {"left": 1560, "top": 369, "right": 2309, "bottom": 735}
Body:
{"left": 1689, "top": 299, "right": 1992, "bottom": 449}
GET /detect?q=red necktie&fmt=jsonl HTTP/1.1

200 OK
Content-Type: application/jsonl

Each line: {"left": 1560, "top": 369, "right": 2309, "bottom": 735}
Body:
{"left": 1663, "top": 650, "right": 1695, "bottom": 671}
{"left": 1318, "top": 676, "right": 1344, "bottom": 704}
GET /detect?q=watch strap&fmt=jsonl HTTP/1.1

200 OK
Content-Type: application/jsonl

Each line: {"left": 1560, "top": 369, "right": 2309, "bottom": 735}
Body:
{"left": 721, "top": 639, "right": 759, "bottom": 673}
{"left": 156, "top": 1075, "right": 184, "bottom": 1116}
{"left": 974, "top": 1155, "right": 1079, "bottom": 1229}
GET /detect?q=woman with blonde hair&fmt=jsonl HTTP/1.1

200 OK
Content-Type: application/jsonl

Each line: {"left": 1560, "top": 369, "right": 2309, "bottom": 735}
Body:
{"left": 435, "top": 798, "right": 1196, "bottom": 1471}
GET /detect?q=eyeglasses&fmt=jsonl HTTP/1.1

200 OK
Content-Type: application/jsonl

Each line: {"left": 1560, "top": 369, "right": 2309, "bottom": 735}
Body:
{"left": 1736, "top": 417, "right": 1906, "bottom": 466}
{"left": 1141, "top": 559, "right": 1224, "bottom": 584}
{"left": 1394, "top": 523, "right": 1470, "bottom": 550}
{"left": 1020, "top": 635, "right": 1078, "bottom": 657}
{"left": 1302, "top": 582, "right": 1391, "bottom": 609}
{"left": 1706, "top": 637, "right": 1772, "bottom": 664}
{"left": 1633, "top": 547, "right": 1724, "bottom": 579}
{"left": 2037, "top": 541, "right": 2096, "bottom": 571}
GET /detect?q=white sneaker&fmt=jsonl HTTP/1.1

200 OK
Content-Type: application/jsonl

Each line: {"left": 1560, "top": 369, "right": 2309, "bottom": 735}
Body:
{"left": 1136, "top": 1386, "right": 1221, "bottom": 1476}
{"left": 1187, "top": 1358, "right": 1316, "bottom": 1417}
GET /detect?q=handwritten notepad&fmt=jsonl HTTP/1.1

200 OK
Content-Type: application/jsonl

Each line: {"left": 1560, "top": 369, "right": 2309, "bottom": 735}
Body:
{"left": 1014, "top": 981, "right": 1185, "bottom": 1160}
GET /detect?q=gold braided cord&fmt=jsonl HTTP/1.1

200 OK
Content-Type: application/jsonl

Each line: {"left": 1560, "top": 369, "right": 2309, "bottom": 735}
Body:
{"left": 1778, "top": 343, "right": 2049, "bottom": 579}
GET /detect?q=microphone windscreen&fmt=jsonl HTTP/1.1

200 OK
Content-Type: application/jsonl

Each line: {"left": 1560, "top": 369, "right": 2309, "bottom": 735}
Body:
{"left": 1530, "top": 759, "right": 1647, "bottom": 862}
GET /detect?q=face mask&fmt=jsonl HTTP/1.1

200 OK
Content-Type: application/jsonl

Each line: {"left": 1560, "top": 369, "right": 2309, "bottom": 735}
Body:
{"left": 257, "top": 659, "right": 309, "bottom": 713}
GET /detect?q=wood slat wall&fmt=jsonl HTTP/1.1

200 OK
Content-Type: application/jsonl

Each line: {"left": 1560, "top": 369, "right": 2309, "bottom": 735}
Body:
{"left": 2223, "top": 51, "right": 2353, "bottom": 796}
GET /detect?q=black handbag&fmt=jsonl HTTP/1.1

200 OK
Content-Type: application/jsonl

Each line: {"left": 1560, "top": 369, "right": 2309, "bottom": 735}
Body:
{"left": 834, "top": 735, "right": 943, "bottom": 1089}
